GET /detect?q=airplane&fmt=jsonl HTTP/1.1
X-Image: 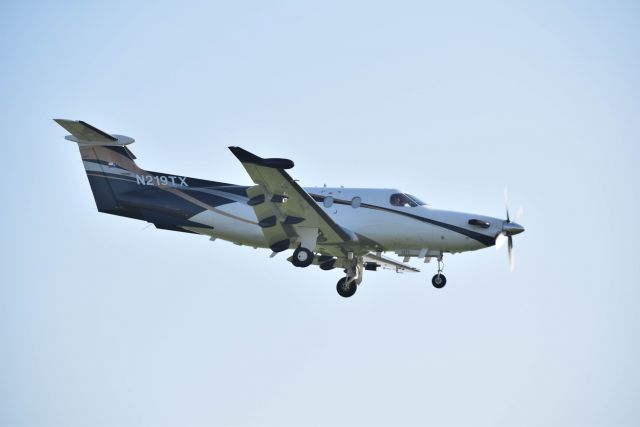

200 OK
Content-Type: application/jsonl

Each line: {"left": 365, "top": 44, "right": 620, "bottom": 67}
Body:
{"left": 55, "top": 119, "right": 525, "bottom": 298}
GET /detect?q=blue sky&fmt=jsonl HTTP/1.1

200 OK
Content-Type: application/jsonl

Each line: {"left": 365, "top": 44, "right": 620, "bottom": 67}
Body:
{"left": 1, "top": 1, "right": 639, "bottom": 425}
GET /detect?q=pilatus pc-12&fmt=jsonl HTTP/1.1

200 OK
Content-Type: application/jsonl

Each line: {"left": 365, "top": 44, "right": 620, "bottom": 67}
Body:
{"left": 56, "top": 119, "right": 525, "bottom": 298}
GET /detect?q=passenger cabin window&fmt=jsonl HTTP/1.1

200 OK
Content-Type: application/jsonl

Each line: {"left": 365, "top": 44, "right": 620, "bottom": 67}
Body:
{"left": 389, "top": 193, "right": 427, "bottom": 207}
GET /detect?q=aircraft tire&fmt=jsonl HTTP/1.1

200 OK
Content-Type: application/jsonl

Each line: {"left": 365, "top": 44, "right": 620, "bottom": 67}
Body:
{"left": 336, "top": 277, "right": 357, "bottom": 298}
{"left": 320, "top": 263, "right": 335, "bottom": 271}
{"left": 319, "top": 259, "right": 336, "bottom": 270}
{"left": 292, "top": 247, "right": 314, "bottom": 267}
{"left": 431, "top": 274, "right": 447, "bottom": 288}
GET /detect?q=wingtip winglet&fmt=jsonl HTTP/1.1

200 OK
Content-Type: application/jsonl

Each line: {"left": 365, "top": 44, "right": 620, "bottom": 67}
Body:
{"left": 228, "top": 146, "right": 261, "bottom": 163}
{"left": 53, "top": 118, "right": 73, "bottom": 127}
{"left": 228, "top": 146, "right": 294, "bottom": 170}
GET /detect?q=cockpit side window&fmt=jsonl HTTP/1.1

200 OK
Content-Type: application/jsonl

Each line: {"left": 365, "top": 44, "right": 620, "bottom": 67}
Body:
{"left": 390, "top": 193, "right": 427, "bottom": 207}
{"left": 405, "top": 194, "right": 427, "bottom": 206}
{"left": 390, "top": 193, "right": 413, "bottom": 207}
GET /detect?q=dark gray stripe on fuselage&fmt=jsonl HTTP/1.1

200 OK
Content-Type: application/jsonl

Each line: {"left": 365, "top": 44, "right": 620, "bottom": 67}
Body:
{"left": 309, "top": 194, "right": 495, "bottom": 247}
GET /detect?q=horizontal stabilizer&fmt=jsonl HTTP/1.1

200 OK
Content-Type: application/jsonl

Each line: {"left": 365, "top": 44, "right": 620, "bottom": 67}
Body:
{"left": 54, "top": 119, "right": 134, "bottom": 146}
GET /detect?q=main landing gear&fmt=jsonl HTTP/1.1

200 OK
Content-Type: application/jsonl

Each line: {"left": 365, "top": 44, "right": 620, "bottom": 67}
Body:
{"left": 291, "top": 246, "right": 313, "bottom": 267}
{"left": 336, "top": 260, "right": 363, "bottom": 298}
{"left": 336, "top": 277, "right": 357, "bottom": 298}
{"left": 431, "top": 256, "right": 446, "bottom": 288}
{"left": 290, "top": 247, "right": 449, "bottom": 296}
{"left": 289, "top": 247, "right": 361, "bottom": 297}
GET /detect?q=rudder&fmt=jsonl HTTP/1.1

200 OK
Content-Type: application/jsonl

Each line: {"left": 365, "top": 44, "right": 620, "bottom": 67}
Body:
{"left": 55, "top": 119, "right": 145, "bottom": 215}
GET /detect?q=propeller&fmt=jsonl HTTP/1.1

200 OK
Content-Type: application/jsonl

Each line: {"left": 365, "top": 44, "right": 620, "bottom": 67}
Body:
{"left": 495, "top": 188, "right": 524, "bottom": 272}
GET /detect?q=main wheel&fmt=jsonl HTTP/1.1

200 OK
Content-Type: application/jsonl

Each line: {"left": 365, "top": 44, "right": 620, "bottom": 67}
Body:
{"left": 431, "top": 274, "right": 447, "bottom": 288}
{"left": 336, "top": 277, "right": 357, "bottom": 298}
{"left": 292, "top": 247, "right": 314, "bottom": 267}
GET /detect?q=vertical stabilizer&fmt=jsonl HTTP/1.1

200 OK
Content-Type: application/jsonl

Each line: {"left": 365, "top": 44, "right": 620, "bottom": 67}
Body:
{"left": 54, "top": 119, "right": 144, "bottom": 214}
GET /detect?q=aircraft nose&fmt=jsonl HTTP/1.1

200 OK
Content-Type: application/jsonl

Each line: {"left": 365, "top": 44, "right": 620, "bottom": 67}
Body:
{"left": 503, "top": 221, "right": 525, "bottom": 236}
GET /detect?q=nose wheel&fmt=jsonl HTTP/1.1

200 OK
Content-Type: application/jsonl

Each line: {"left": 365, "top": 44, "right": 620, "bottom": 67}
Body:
{"left": 431, "top": 273, "right": 447, "bottom": 288}
{"left": 431, "top": 257, "right": 447, "bottom": 288}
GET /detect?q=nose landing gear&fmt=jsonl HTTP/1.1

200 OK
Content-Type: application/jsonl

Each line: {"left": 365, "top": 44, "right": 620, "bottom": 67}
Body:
{"left": 431, "top": 256, "right": 446, "bottom": 288}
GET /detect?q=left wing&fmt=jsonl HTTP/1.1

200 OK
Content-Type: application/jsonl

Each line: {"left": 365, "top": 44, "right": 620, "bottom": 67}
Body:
{"left": 229, "top": 147, "right": 353, "bottom": 252}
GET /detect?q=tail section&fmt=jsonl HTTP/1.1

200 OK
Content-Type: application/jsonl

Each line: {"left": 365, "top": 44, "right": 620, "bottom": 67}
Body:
{"left": 55, "top": 119, "right": 146, "bottom": 215}
{"left": 55, "top": 119, "right": 247, "bottom": 233}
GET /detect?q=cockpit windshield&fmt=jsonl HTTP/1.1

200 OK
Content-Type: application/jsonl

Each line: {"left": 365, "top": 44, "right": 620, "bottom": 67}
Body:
{"left": 389, "top": 193, "right": 427, "bottom": 207}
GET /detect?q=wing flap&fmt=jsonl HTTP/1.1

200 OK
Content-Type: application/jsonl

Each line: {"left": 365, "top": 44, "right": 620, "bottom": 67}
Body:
{"left": 246, "top": 185, "right": 293, "bottom": 252}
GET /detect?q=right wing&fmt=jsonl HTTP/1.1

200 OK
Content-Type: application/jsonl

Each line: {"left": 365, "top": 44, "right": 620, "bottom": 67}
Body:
{"left": 229, "top": 146, "right": 354, "bottom": 253}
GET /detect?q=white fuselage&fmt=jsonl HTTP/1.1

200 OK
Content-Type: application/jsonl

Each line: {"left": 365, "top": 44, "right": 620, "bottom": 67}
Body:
{"left": 188, "top": 187, "right": 502, "bottom": 255}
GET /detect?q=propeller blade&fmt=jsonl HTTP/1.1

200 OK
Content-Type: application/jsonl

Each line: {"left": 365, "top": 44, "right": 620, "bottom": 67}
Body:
{"left": 508, "top": 235, "right": 515, "bottom": 272}
{"left": 514, "top": 206, "right": 524, "bottom": 221}
{"left": 504, "top": 188, "right": 510, "bottom": 222}
{"left": 496, "top": 232, "right": 507, "bottom": 250}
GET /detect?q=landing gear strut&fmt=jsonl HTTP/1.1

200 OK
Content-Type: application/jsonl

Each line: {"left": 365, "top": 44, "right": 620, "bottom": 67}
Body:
{"left": 431, "top": 256, "right": 447, "bottom": 288}
{"left": 336, "top": 256, "right": 363, "bottom": 298}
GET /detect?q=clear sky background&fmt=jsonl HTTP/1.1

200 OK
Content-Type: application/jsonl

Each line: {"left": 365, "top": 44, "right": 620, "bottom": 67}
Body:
{"left": 1, "top": 1, "right": 639, "bottom": 426}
